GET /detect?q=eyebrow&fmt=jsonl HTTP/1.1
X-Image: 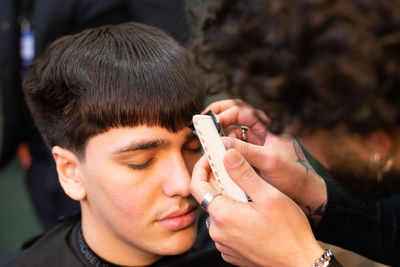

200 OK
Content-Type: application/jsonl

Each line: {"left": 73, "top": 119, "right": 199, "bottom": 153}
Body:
{"left": 112, "top": 132, "right": 196, "bottom": 155}
{"left": 113, "top": 139, "right": 171, "bottom": 155}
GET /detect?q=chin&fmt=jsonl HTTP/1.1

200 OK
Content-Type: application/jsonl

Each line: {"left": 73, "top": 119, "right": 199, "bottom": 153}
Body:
{"left": 157, "top": 227, "right": 197, "bottom": 255}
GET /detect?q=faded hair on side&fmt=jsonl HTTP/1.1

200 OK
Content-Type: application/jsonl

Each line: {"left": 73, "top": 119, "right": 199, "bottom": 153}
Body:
{"left": 23, "top": 22, "right": 205, "bottom": 156}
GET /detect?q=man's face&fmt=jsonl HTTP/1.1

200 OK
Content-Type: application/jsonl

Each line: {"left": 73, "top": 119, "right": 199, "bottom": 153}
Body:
{"left": 318, "top": 132, "right": 400, "bottom": 200}
{"left": 77, "top": 126, "right": 202, "bottom": 265}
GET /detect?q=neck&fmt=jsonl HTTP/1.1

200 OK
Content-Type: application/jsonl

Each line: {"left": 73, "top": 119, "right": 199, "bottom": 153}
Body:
{"left": 298, "top": 134, "right": 328, "bottom": 168}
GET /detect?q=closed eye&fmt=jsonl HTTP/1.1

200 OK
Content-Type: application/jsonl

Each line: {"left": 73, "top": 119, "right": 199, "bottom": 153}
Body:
{"left": 183, "top": 137, "right": 203, "bottom": 154}
{"left": 128, "top": 158, "right": 154, "bottom": 170}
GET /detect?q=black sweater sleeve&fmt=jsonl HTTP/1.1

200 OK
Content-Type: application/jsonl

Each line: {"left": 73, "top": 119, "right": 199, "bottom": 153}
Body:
{"left": 315, "top": 177, "right": 400, "bottom": 266}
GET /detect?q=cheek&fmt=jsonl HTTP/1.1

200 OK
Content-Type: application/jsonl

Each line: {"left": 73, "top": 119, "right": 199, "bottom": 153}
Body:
{"left": 110, "top": 182, "right": 158, "bottom": 219}
{"left": 84, "top": 163, "right": 159, "bottom": 221}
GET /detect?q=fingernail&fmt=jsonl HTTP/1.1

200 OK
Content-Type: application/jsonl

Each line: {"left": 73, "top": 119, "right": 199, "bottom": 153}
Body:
{"left": 225, "top": 150, "right": 243, "bottom": 168}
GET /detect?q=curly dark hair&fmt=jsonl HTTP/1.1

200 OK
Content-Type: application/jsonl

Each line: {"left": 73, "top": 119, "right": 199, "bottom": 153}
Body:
{"left": 196, "top": 0, "right": 400, "bottom": 135}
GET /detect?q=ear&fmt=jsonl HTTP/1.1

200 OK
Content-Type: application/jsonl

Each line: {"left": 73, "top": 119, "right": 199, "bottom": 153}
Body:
{"left": 52, "top": 146, "right": 86, "bottom": 201}
{"left": 364, "top": 129, "right": 393, "bottom": 159}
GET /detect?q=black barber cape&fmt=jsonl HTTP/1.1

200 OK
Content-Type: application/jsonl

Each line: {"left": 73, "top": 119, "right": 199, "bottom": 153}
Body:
{"left": 5, "top": 212, "right": 233, "bottom": 267}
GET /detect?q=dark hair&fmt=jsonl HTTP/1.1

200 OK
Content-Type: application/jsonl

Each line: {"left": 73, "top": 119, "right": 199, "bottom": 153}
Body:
{"left": 23, "top": 22, "right": 205, "bottom": 156}
{"left": 196, "top": 0, "right": 400, "bottom": 135}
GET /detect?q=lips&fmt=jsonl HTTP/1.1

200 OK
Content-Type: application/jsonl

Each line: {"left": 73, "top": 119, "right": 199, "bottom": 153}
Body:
{"left": 157, "top": 205, "right": 198, "bottom": 231}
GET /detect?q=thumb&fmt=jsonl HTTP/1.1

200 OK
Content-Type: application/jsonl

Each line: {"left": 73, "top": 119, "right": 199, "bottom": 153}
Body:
{"left": 222, "top": 137, "right": 267, "bottom": 170}
{"left": 224, "top": 148, "right": 273, "bottom": 203}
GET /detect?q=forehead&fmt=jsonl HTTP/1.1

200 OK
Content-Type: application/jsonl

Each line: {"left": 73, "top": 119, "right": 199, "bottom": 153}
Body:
{"left": 84, "top": 126, "right": 192, "bottom": 155}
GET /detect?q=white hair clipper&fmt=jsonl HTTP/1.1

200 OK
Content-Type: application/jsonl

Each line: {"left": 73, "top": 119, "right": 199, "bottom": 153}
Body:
{"left": 192, "top": 111, "right": 248, "bottom": 202}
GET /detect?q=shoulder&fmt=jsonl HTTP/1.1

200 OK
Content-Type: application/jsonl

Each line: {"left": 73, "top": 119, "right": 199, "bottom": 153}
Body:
{"left": 9, "top": 215, "right": 84, "bottom": 267}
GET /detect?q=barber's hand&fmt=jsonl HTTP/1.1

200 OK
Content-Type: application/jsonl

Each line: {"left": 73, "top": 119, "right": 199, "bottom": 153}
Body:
{"left": 190, "top": 151, "right": 324, "bottom": 267}
{"left": 205, "top": 99, "right": 268, "bottom": 145}
{"left": 206, "top": 99, "right": 327, "bottom": 226}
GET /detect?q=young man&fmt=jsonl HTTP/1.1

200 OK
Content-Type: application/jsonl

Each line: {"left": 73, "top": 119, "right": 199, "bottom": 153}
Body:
{"left": 6, "top": 22, "right": 232, "bottom": 266}
{"left": 0, "top": 0, "right": 190, "bottom": 231}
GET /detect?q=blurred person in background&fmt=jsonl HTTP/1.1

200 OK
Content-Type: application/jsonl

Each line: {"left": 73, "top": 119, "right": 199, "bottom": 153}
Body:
{"left": 190, "top": 0, "right": 400, "bottom": 266}
{"left": 0, "top": 0, "right": 190, "bottom": 230}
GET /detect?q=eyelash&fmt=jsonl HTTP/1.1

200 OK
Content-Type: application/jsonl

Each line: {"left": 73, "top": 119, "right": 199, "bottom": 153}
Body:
{"left": 186, "top": 146, "right": 203, "bottom": 154}
{"left": 128, "top": 158, "right": 154, "bottom": 170}
{"left": 127, "top": 144, "right": 202, "bottom": 170}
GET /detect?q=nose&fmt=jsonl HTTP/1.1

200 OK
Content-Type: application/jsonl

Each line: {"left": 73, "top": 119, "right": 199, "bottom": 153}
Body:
{"left": 162, "top": 153, "right": 191, "bottom": 197}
